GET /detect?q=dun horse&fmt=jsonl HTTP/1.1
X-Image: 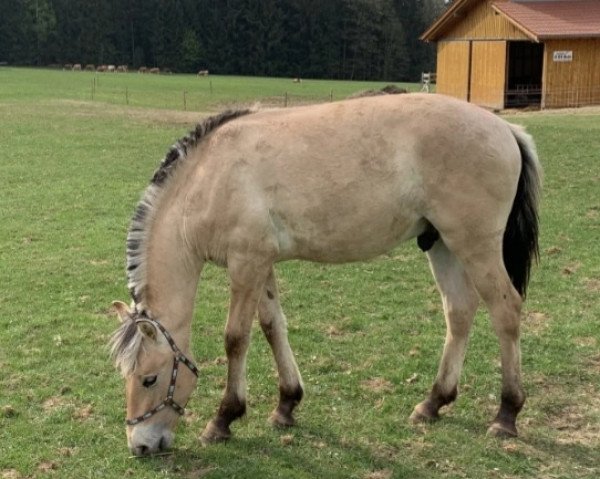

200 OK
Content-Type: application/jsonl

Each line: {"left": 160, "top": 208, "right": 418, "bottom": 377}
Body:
{"left": 110, "top": 94, "right": 541, "bottom": 456}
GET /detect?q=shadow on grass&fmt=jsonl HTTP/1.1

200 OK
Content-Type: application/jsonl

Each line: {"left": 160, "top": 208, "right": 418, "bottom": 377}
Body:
{"left": 132, "top": 422, "right": 433, "bottom": 479}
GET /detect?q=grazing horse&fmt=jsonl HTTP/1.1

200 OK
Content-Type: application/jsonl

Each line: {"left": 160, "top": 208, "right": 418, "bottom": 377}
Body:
{"left": 110, "top": 94, "right": 541, "bottom": 456}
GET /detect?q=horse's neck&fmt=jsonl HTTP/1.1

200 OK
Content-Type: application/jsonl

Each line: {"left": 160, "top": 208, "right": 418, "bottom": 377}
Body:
{"left": 143, "top": 203, "right": 203, "bottom": 351}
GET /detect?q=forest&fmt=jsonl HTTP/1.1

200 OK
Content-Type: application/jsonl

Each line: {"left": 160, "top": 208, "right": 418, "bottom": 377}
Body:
{"left": 0, "top": 0, "right": 447, "bottom": 81}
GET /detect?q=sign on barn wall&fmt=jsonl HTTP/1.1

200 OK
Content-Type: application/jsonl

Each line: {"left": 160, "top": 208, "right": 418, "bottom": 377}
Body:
{"left": 553, "top": 51, "right": 573, "bottom": 62}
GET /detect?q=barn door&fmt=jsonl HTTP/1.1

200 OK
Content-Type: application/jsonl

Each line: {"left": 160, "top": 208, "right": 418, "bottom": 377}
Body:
{"left": 436, "top": 41, "right": 471, "bottom": 101}
{"left": 470, "top": 41, "right": 507, "bottom": 109}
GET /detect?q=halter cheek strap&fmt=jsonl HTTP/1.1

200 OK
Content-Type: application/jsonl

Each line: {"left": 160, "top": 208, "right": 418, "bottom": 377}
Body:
{"left": 126, "top": 316, "right": 199, "bottom": 426}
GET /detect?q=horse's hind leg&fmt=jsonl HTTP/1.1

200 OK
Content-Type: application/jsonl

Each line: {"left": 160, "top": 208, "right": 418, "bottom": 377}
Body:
{"left": 411, "top": 240, "right": 479, "bottom": 423}
{"left": 258, "top": 268, "right": 304, "bottom": 427}
{"left": 460, "top": 248, "right": 526, "bottom": 437}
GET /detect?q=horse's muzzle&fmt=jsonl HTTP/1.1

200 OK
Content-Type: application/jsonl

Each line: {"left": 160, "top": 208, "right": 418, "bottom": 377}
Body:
{"left": 128, "top": 425, "right": 173, "bottom": 456}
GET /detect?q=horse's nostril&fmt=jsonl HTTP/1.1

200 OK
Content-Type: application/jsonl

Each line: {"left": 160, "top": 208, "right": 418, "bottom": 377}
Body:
{"left": 135, "top": 445, "right": 150, "bottom": 456}
{"left": 159, "top": 436, "right": 170, "bottom": 451}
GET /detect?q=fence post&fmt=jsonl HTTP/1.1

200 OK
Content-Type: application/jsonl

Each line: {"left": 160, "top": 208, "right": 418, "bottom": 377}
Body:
{"left": 330, "top": 89, "right": 333, "bottom": 102}
{"left": 284, "top": 92, "right": 288, "bottom": 107}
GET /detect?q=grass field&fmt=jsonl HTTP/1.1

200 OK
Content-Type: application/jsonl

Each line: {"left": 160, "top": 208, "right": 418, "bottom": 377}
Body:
{"left": 0, "top": 67, "right": 598, "bottom": 479}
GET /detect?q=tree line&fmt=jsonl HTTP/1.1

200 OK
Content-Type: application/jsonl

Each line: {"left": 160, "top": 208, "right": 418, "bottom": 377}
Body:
{"left": 0, "top": 0, "right": 446, "bottom": 81}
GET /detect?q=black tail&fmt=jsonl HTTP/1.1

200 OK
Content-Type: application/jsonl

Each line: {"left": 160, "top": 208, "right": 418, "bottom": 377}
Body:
{"left": 503, "top": 124, "right": 542, "bottom": 298}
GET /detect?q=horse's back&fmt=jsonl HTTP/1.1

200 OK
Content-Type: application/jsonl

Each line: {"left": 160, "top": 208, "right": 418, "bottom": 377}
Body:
{"left": 189, "top": 94, "right": 522, "bottom": 263}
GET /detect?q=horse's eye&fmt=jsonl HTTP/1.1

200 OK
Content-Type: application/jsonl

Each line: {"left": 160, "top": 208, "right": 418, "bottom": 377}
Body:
{"left": 142, "top": 375, "right": 158, "bottom": 388}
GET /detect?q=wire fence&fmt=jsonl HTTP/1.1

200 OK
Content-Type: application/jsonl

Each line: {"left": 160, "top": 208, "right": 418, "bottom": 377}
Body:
{"left": 86, "top": 75, "right": 380, "bottom": 112}
{"left": 542, "top": 85, "right": 600, "bottom": 109}
{"left": 504, "top": 84, "right": 600, "bottom": 109}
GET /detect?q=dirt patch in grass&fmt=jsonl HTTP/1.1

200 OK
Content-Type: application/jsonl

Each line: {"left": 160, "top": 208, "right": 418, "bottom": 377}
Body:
{"left": 561, "top": 261, "right": 582, "bottom": 276}
{"left": 364, "top": 469, "right": 392, "bottom": 479}
{"left": 37, "top": 461, "right": 59, "bottom": 474}
{"left": 72, "top": 404, "right": 94, "bottom": 421}
{"left": 1, "top": 470, "right": 22, "bottom": 479}
{"left": 361, "top": 377, "right": 394, "bottom": 393}
{"left": 583, "top": 278, "right": 600, "bottom": 293}
{"left": 522, "top": 311, "right": 550, "bottom": 334}
{"left": 42, "top": 396, "right": 70, "bottom": 412}
{"left": 535, "top": 380, "right": 600, "bottom": 448}
{"left": 574, "top": 336, "right": 597, "bottom": 348}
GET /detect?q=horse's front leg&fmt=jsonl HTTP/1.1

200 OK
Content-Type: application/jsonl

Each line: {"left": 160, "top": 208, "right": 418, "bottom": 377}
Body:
{"left": 201, "top": 257, "right": 271, "bottom": 444}
{"left": 258, "top": 268, "right": 304, "bottom": 427}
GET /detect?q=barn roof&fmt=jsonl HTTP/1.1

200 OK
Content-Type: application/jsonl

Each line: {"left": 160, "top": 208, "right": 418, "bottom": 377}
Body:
{"left": 421, "top": 0, "right": 600, "bottom": 42}
{"left": 492, "top": 1, "right": 600, "bottom": 40}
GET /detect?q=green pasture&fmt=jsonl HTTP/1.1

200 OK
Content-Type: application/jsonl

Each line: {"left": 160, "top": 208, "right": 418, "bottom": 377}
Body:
{"left": 0, "top": 67, "right": 598, "bottom": 478}
{"left": 0, "top": 67, "right": 419, "bottom": 112}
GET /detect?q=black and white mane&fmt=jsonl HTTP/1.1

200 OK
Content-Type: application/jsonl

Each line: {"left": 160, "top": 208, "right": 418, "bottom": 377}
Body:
{"left": 110, "top": 108, "right": 254, "bottom": 374}
{"left": 125, "top": 109, "right": 254, "bottom": 307}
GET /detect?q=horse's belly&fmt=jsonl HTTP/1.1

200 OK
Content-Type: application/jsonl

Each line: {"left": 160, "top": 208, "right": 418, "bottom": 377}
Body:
{"left": 272, "top": 207, "right": 426, "bottom": 263}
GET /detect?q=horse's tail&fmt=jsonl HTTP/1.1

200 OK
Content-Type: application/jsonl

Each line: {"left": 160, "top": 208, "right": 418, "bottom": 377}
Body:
{"left": 503, "top": 124, "right": 542, "bottom": 298}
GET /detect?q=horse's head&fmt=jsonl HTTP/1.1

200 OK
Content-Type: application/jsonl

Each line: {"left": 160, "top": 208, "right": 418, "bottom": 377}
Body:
{"left": 110, "top": 301, "right": 198, "bottom": 456}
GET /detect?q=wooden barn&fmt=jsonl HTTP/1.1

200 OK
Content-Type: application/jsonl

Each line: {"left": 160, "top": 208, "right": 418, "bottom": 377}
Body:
{"left": 421, "top": 0, "right": 600, "bottom": 109}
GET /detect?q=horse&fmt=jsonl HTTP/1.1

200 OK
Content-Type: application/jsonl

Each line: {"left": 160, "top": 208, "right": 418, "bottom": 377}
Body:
{"left": 109, "top": 93, "right": 541, "bottom": 456}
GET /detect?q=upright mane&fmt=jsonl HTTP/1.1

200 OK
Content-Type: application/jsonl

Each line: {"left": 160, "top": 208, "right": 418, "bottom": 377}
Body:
{"left": 125, "top": 108, "right": 255, "bottom": 307}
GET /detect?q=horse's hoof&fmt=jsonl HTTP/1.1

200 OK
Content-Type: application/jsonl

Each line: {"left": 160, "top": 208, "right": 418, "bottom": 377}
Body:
{"left": 487, "top": 422, "right": 518, "bottom": 438}
{"left": 409, "top": 403, "right": 438, "bottom": 424}
{"left": 200, "top": 420, "right": 231, "bottom": 445}
{"left": 269, "top": 409, "right": 295, "bottom": 428}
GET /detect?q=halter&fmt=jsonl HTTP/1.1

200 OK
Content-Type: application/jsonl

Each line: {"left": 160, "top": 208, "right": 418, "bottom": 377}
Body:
{"left": 126, "top": 315, "right": 199, "bottom": 426}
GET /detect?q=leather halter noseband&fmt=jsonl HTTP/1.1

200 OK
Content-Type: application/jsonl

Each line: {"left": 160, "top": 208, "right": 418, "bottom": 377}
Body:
{"left": 126, "top": 316, "right": 199, "bottom": 426}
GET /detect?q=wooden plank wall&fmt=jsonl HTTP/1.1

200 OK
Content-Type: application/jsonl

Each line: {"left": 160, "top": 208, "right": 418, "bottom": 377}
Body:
{"left": 434, "top": 1, "right": 522, "bottom": 107}
{"left": 443, "top": 0, "right": 529, "bottom": 40}
{"left": 470, "top": 41, "right": 507, "bottom": 109}
{"left": 436, "top": 41, "right": 471, "bottom": 100}
{"left": 543, "top": 39, "right": 600, "bottom": 108}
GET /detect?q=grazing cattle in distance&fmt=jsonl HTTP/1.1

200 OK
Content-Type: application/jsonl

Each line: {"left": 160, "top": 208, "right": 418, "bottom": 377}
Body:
{"left": 72, "top": 64, "right": 82, "bottom": 71}
{"left": 292, "top": 77, "right": 302, "bottom": 83}
{"left": 63, "top": 64, "right": 73, "bottom": 70}
{"left": 107, "top": 65, "right": 116, "bottom": 73}
{"left": 97, "top": 65, "right": 108, "bottom": 72}
{"left": 117, "top": 65, "right": 128, "bottom": 73}
{"left": 138, "top": 66, "right": 148, "bottom": 74}
{"left": 149, "top": 67, "right": 160, "bottom": 74}
{"left": 85, "top": 64, "right": 95, "bottom": 71}
{"left": 197, "top": 70, "right": 209, "bottom": 76}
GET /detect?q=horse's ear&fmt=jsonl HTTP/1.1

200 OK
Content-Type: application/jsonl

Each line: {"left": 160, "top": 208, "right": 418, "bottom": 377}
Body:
{"left": 137, "top": 322, "right": 158, "bottom": 342}
{"left": 112, "top": 300, "right": 131, "bottom": 323}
